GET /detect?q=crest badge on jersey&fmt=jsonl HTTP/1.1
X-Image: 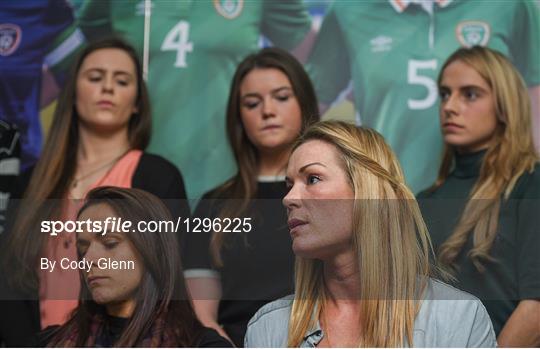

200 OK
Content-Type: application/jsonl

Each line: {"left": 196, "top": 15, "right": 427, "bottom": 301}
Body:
{"left": 0, "top": 24, "right": 22, "bottom": 56}
{"left": 214, "top": 0, "right": 243, "bottom": 19}
{"left": 456, "top": 21, "right": 490, "bottom": 48}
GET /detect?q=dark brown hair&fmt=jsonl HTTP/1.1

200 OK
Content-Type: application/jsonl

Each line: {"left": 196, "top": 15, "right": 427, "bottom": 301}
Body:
{"left": 48, "top": 187, "right": 203, "bottom": 347}
{"left": 211, "top": 47, "right": 320, "bottom": 265}
{"left": 2, "top": 37, "right": 151, "bottom": 292}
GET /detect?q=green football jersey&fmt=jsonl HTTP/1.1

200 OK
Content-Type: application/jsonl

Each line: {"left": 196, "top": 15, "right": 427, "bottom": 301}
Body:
{"left": 77, "top": 0, "right": 311, "bottom": 199}
{"left": 308, "top": 0, "right": 540, "bottom": 193}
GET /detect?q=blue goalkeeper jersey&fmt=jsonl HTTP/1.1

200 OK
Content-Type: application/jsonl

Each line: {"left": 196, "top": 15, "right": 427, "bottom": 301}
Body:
{"left": 0, "top": 0, "right": 83, "bottom": 170}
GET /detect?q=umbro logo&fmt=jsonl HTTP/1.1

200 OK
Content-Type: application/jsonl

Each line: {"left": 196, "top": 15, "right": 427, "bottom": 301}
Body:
{"left": 370, "top": 35, "right": 393, "bottom": 53}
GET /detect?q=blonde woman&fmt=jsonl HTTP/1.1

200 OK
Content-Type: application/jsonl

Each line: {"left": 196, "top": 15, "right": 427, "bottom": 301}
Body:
{"left": 245, "top": 121, "right": 496, "bottom": 347}
{"left": 418, "top": 46, "right": 540, "bottom": 347}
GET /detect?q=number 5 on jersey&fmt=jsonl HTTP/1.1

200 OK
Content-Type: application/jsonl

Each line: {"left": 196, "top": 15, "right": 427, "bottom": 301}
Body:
{"left": 161, "top": 21, "right": 193, "bottom": 68}
{"left": 407, "top": 59, "right": 438, "bottom": 110}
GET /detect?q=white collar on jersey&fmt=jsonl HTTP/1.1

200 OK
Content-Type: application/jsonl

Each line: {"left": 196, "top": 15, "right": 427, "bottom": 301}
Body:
{"left": 389, "top": 0, "right": 452, "bottom": 13}
{"left": 258, "top": 175, "right": 286, "bottom": 183}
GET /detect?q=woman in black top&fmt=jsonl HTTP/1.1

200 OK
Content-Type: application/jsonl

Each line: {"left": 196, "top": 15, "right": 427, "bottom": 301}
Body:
{"left": 46, "top": 187, "right": 231, "bottom": 347}
{"left": 0, "top": 38, "right": 189, "bottom": 346}
{"left": 418, "top": 46, "right": 540, "bottom": 346}
{"left": 183, "top": 47, "right": 319, "bottom": 346}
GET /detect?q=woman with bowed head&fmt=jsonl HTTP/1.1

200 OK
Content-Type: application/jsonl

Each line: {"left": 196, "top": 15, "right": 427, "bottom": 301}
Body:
{"left": 183, "top": 47, "right": 319, "bottom": 346}
{"left": 45, "top": 187, "right": 231, "bottom": 347}
{"left": 0, "top": 38, "right": 189, "bottom": 346}
{"left": 245, "top": 121, "right": 496, "bottom": 347}
{"left": 418, "top": 46, "right": 540, "bottom": 347}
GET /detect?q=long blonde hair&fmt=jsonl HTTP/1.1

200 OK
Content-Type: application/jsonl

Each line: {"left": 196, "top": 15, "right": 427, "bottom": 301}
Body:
{"left": 287, "top": 121, "right": 435, "bottom": 347}
{"left": 433, "top": 47, "right": 538, "bottom": 273}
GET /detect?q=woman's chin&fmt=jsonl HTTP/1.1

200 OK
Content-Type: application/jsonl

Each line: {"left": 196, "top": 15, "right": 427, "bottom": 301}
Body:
{"left": 91, "top": 290, "right": 113, "bottom": 305}
{"left": 292, "top": 241, "right": 318, "bottom": 260}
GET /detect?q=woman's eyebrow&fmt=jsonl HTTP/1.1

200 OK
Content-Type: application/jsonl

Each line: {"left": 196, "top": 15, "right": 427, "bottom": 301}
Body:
{"left": 82, "top": 67, "right": 134, "bottom": 77}
{"left": 241, "top": 92, "right": 261, "bottom": 99}
{"left": 241, "top": 86, "right": 292, "bottom": 99}
{"left": 299, "top": 162, "right": 326, "bottom": 173}
{"left": 105, "top": 231, "right": 123, "bottom": 237}
{"left": 459, "top": 84, "right": 488, "bottom": 92}
{"left": 271, "top": 86, "right": 292, "bottom": 93}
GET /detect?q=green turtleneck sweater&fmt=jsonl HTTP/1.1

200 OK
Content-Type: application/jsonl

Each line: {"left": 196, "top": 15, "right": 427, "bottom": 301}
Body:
{"left": 418, "top": 150, "right": 540, "bottom": 335}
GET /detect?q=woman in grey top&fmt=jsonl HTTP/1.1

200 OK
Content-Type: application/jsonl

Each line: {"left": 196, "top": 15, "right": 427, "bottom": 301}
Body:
{"left": 245, "top": 121, "right": 496, "bottom": 347}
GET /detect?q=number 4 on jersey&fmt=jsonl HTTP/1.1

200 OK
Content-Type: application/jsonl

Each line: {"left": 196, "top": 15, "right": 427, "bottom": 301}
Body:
{"left": 161, "top": 21, "right": 193, "bottom": 68}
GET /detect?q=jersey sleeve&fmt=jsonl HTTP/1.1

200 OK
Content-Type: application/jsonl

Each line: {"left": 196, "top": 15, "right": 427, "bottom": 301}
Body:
{"left": 261, "top": 0, "right": 312, "bottom": 50}
{"left": 182, "top": 194, "right": 219, "bottom": 279}
{"left": 131, "top": 154, "right": 191, "bottom": 254}
{"left": 43, "top": 0, "right": 85, "bottom": 82}
{"left": 75, "top": 0, "right": 114, "bottom": 42}
{"left": 305, "top": 5, "right": 351, "bottom": 105}
{"left": 516, "top": 168, "right": 540, "bottom": 300}
{"left": 510, "top": 1, "right": 540, "bottom": 86}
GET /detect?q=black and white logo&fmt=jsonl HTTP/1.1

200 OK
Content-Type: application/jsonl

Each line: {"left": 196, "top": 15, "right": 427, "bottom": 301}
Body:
{"left": 0, "top": 23, "right": 22, "bottom": 56}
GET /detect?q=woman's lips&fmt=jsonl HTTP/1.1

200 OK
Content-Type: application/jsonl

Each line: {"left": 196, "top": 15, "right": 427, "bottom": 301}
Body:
{"left": 442, "top": 122, "right": 464, "bottom": 132}
{"left": 87, "top": 275, "right": 108, "bottom": 287}
{"left": 261, "top": 125, "right": 281, "bottom": 131}
{"left": 288, "top": 218, "right": 307, "bottom": 234}
{"left": 97, "top": 101, "right": 114, "bottom": 108}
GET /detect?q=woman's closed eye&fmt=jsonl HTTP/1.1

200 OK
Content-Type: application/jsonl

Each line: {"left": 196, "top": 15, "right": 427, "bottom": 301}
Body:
{"left": 103, "top": 239, "right": 120, "bottom": 249}
{"left": 243, "top": 99, "right": 260, "bottom": 109}
{"left": 275, "top": 93, "right": 292, "bottom": 102}
{"left": 116, "top": 78, "right": 129, "bottom": 87}
{"left": 88, "top": 74, "right": 103, "bottom": 83}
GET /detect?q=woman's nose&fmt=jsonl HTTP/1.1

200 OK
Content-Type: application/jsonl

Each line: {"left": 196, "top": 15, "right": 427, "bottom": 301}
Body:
{"left": 283, "top": 184, "right": 301, "bottom": 210}
{"left": 83, "top": 242, "right": 100, "bottom": 264}
{"left": 441, "top": 93, "right": 459, "bottom": 117}
{"left": 262, "top": 97, "right": 276, "bottom": 119}
{"left": 101, "top": 76, "right": 114, "bottom": 94}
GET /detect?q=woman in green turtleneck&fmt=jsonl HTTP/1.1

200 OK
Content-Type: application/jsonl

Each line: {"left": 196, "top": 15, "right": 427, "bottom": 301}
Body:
{"left": 418, "top": 46, "right": 540, "bottom": 347}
